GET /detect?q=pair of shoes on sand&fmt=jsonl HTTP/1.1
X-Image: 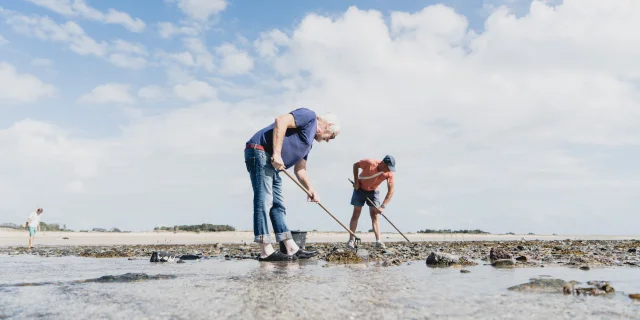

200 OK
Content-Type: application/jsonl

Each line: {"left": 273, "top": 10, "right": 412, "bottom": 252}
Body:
{"left": 258, "top": 248, "right": 318, "bottom": 261}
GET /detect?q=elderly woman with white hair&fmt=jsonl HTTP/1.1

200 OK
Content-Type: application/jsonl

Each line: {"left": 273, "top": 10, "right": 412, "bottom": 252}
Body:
{"left": 245, "top": 107, "right": 340, "bottom": 261}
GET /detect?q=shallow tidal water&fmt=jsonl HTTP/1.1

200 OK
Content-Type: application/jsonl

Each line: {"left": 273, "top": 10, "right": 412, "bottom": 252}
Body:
{"left": 1, "top": 255, "right": 639, "bottom": 319}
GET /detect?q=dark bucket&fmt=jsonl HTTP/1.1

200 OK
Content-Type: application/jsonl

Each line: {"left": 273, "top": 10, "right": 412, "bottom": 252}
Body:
{"left": 279, "top": 230, "right": 307, "bottom": 252}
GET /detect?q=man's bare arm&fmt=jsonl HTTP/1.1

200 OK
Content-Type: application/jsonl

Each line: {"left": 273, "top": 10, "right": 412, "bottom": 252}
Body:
{"left": 381, "top": 177, "right": 395, "bottom": 208}
{"left": 353, "top": 162, "right": 361, "bottom": 189}
{"left": 273, "top": 113, "right": 297, "bottom": 157}
{"left": 294, "top": 159, "right": 313, "bottom": 191}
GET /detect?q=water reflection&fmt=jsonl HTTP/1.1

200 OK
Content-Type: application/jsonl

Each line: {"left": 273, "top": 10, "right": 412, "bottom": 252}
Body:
{"left": 1, "top": 256, "right": 639, "bottom": 319}
{"left": 258, "top": 260, "right": 302, "bottom": 273}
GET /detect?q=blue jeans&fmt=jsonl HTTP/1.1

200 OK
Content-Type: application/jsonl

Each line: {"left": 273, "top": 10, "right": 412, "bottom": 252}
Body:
{"left": 244, "top": 147, "right": 292, "bottom": 244}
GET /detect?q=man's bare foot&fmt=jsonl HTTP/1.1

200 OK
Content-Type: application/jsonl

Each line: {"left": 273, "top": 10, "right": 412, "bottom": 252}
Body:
{"left": 259, "top": 243, "right": 275, "bottom": 259}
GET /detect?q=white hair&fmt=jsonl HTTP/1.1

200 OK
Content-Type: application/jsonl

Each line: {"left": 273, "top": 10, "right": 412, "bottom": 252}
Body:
{"left": 317, "top": 112, "right": 340, "bottom": 137}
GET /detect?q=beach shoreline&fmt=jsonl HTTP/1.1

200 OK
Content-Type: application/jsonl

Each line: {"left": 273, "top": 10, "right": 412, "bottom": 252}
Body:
{"left": 1, "top": 228, "right": 639, "bottom": 247}
{"left": 2, "top": 229, "right": 639, "bottom": 268}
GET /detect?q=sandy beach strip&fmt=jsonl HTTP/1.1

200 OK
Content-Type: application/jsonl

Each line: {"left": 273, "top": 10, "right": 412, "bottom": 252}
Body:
{"left": 1, "top": 228, "right": 638, "bottom": 247}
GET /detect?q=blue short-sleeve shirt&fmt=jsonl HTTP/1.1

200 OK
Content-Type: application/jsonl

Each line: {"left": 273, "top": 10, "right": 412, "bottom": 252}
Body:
{"left": 247, "top": 108, "right": 317, "bottom": 169}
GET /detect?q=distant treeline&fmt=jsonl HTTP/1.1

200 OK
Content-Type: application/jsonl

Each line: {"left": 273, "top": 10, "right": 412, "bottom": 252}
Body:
{"left": 417, "top": 229, "right": 490, "bottom": 234}
{"left": 1, "top": 222, "right": 126, "bottom": 232}
{"left": 0, "top": 223, "right": 22, "bottom": 229}
{"left": 1, "top": 222, "right": 71, "bottom": 231}
{"left": 38, "top": 222, "right": 68, "bottom": 231}
{"left": 154, "top": 224, "right": 235, "bottom": 232}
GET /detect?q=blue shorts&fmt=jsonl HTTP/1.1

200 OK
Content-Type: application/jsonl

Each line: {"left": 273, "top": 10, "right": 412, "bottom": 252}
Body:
{"left": 28, "top": 227, "right": 37, "bottom": 237}
{"left": 350, "top": 188, "right": 381, "bottom": 207}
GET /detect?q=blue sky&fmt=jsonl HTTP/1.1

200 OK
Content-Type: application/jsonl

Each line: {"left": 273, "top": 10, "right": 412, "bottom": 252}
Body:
{"left": 0, "top": 0, "right": 513, "bottom": 135}
{"left": 1, "top": 0, "right": 639, "bottom": 236}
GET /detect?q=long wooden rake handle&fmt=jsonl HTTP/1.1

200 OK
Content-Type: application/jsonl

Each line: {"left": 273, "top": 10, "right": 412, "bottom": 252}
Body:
{"left": 279, "top": 168, "right": 361, "bottom": 241}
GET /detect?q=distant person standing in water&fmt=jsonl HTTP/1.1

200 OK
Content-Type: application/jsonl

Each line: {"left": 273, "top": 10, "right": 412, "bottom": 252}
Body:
{"left": 245, "top": 107, "right": 341, "bottom": 261}
{"left": 26, "top": 208, "right": 43, "bottom": 249}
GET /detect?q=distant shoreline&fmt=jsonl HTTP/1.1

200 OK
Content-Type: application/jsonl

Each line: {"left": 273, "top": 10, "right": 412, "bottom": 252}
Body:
{"left": 1, "top": 229, "right": 638, "bottom": 247}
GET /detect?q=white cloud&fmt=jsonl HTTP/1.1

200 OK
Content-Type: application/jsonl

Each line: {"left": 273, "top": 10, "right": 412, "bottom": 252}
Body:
{"left": 1, "top": 1, "right": 640, "bottom": 235}
{"left": 183, "top": 38, "right": 215, "bottom": 72}
{"left": 169, "top": 0, "right": 227, "bottom": 22}
{"left": 0, "top": 34, "right": 7, "bottom": 45}
{"left": 107, "top": 39, "right": 148, "bottom": 69}
{"left": 158, "top": 22, "right": 198, "bottom": 39}
{"left": 3, "top": 12, "right": 108, "bottom": 57}
{"left": 31, "top": 58, "right": 53, "bottom": 67}
{"left": 169, "top": 52, "right": 196, "bottom": 66}
{"left": 3, "top": 9, "right": 148, "bottom": 69}
{"left": 216, "top": 43, "right": 254, "bottom": 75}
{"left": 158, "top": 0, "right": 226, "bottom": 39}
{"left": 107, "top": 53, "right": 147, "bottom": 69}
{"left": 173, "top": 80, "right": 216, "bottom": 102}
{"left": 0, "top": 62, "right": 56, "bottom": 103}
{"left": 254, "top": 29, "right": 289, "bottom": 58}
{"left": 103, "top": 9, "right": 145, "bottom": 32}
{"left": 24, "top": 0, "right": 145, "bottom": 32}
{"left": 111, "top": 39, "right": 147, "bottom": 56}
{"left": 138, "top": 85, "right": 167, "bottom": 101}
{"left": 153, "top": 39, "right": 215, "bottom": 81}
{"left": 77, "top": 83, "right": 135, "bottom": 105}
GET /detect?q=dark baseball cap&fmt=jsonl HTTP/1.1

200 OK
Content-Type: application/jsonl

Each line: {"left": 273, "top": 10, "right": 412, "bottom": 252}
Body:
{"left": 383, "top": 155, "right": 395, "bottom": 172}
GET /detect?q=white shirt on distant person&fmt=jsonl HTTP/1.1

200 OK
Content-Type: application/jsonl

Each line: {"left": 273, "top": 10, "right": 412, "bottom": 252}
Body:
{"left": 28, "top": 212, "right": 40, "bottom": 227}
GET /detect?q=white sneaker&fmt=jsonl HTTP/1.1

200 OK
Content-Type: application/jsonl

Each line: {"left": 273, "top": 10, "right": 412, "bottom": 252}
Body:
{"left": 346, "top": 239, "right": 355, "bottom": 249}
{"left": 374, "top": 241, "right": 386, "bottom": 249}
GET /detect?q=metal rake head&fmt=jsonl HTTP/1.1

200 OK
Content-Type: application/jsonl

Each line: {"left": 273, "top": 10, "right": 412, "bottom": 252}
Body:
{"left": 353, "top": 236, "right": 361, "bottom": 251}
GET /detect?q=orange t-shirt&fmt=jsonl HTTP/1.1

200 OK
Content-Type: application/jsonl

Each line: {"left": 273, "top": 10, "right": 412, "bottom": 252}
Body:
{"left": 357, "top": 159, "right": 393, "bottom": 191}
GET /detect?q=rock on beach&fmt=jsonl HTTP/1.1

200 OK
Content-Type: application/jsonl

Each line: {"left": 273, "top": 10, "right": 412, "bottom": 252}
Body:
{"left": 508, "top": 278, "right": 617, "bottom": 296}
{"left": 492, "top": 259, "right": 515, "bottom": 268}
{"left": 426, "top": 252, "right": 476, "bottom": 267}
{"left": 490, "top": 247, "right": 512, "bottom": 261}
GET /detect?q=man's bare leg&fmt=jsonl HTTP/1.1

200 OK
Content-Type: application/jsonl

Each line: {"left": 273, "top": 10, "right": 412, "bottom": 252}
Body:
{"left": 27, "top": 236, "right": 33, "bottom": 249}
{"left": 349, "top": 206, "right": 362, "bottom": 241}
{"left": 370, "top": 207, "right": 381, "bottom": 241}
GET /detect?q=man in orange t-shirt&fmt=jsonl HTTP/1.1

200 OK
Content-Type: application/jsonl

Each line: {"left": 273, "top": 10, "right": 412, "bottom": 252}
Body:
{"left": 347, "top": 155, "right": 395, "bottom": 249}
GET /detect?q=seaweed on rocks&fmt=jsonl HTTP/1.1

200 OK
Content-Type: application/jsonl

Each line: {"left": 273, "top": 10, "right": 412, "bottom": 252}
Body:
{"left": 0, "top": 273, "right": 176, "bottom": 287}
{"left": 81, "top": 273, "right": 177, "bottom": 283}
{"left": 508, "top": 277, "right": 617, "bottom": 297}
{"left": 508, "top": 278, "right": 569, "bottom": 293}
{"left": 326, "top": 249, "right": 362, "bottom": 264}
